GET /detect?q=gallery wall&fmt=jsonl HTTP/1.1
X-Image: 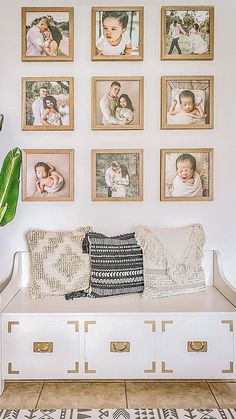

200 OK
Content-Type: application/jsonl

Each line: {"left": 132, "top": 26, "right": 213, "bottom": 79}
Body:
{"left": 1, "top": 0, "right": 236, "bottom": 287}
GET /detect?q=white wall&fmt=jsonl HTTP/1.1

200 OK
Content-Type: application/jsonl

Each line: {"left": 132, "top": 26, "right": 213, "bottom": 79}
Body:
{"left": 1, "top": 0, "right": 236, "bottom": 286}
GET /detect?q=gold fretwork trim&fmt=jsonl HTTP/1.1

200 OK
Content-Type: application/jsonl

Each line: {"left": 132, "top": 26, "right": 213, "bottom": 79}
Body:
{"left": 144, "top": 320, "right": 156, "bottom": 332}
{"left": 8, "top": 362, "right": 19, "bottom": 375}
{"left": 162, "top": 361, "right": 173, "bottom": 374}
{"left": 67, "top": 320, "right": 79, "bottom": 332}
{"left": 67, "top": 362, "right": 79, "bottom": 374}
{"left": 84, "top": 320, "right": 96, "bottom": 332}
{"left": 162, "top": 320, "right": 173, "bottom": 332}
{"left": 8, "top": 321, "right": 19, "bottom": 333}
{"left": 144, "top": 361, "right": 156, "bottom": 373}
{"left": 221, "top": 320, "right": 233, "bottom": 332}
{"left": 222, "top": 361, "right": 234, "bottom": 374}
{"left": 84, "top": 361, "right": 96, "bottom": 374}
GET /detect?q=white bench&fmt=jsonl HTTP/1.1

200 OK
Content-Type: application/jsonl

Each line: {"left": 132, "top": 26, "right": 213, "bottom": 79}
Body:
{"left": 0, "top": 250, "right": 236, "bottom": 395}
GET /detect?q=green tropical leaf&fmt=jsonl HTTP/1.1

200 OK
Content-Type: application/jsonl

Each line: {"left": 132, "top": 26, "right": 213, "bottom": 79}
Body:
{"left": 0, "top": 148, "right": 22, "bottom": 227}
{"left": 0, "top": 114, "right": 4, "bottom": 131}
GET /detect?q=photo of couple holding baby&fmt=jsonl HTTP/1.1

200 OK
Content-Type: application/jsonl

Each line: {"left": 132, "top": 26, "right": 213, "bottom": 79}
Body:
{"left": 161, "top": 149, "right": 213, "bottom": 201}
{"left": 93, "top": 77, "right": 144, "bottom": 130}
{"left": 92, "top": 7, "right": 144, "bottom": 60}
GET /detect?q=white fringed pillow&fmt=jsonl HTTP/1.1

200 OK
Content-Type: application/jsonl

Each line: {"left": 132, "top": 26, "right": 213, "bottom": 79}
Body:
{"left": 28, "top": 227, "right": 92, "bottom": 299}
{"left": 135, "top": 224, "right": 206, "bottom": 298}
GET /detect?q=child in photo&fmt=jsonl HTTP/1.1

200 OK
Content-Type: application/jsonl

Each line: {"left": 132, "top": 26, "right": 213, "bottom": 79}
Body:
{"left": 168, "top": 90, "right": 205, "bottom": 125}
{"left": 171, "top": 154, "right": 203, "bottom": 197}
{"left": 96, "top": 11, "right": 132, "bottom": 56}
{"left": 35, "top": 162, "right": 64, "bottom": 194}
{"left": 115, "top": 94, "right": 134, "bottom": 124}
{"left": 189, "top": 23, "right": 208, "bottom": 54}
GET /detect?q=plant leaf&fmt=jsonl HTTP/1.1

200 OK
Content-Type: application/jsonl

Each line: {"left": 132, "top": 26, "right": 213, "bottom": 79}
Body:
{"left": 0, "top": 114, "right": 4, "bottom": 131}
{"left": 0, "top": 148, "right": 22, "bottom": 227}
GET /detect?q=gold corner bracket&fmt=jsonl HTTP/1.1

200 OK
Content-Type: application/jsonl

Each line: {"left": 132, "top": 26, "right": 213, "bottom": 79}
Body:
{"left": 67, "top": 362, "right": 79, "bottom": 374}
{"left": 8, "top": 362, "right": 19, "bottom": 375}
{"left": 8, "top": 321, "right": 19, "bottom": 333}
{"left": 222, "top": 361, "right": 234, "bottom": 374}
{"left": 221, "top": 320, "right": 233, "bottom": 332}
{"left": 144, "top": 361, "right": 156, "bottom": 374}
{"left": 162, "top": 361, "right": 173, "bottom": 374}
{"left": 84, "top": 320, "right": 96, "bottom": 333}
{"left": 84, "top": 361, "right": 96, "bottom": 374}
{"left": 162, "top": 320, "right": 173, "bottom": 332}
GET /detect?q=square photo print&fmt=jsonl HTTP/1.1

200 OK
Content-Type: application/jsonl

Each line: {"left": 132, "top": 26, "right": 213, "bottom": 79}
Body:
{"left": 22, "top": 77, "right": 74, "bottom": 131}
{"left": 92, "top": 149, "right": 143, "bottom": 201}
{"left": 22, "top": 149, "right": 74, "bottom": 201}
{"left": 91, "top": 6, "right": 144, "bottom": 60}
{"left": 92, "top": 76, "right": 144, "bottom": 130}
{"left": 160, "top": 148, "right": 213, "bottom": 201}
{"left": 161, "top": 76, "right": 214, "bottom": 130}
{"left": 161, "top": 6, "right": 214, "bottom": 60}
{"left": 22, "top": 7, "right": 74, "bottom": 61}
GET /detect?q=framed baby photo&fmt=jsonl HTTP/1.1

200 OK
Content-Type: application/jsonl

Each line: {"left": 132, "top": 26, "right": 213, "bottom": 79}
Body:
{"left": 22, "top": 149, "right": 74, "bottom": 202}
{"left": 91, "top": 149, "right": 143, "bottom": 201}
{"left": 160, "top": 148, "right": 213, "bottom": 201}
{"left": 91, "top": 6, "right": 144, "bottom": 61}
{"left": 161, "top": 6, "right": 214, "bottom": 61}
{"left": 92, "top": 76, "right": 144, "bottom": 130}
{"left": 161, "top": 76, "right": 214, "bottom": 130}
{"left": 22, "top": 77, "right": 74, "bottom": 131}
{"left": 21, "top": 7, "right": 74, "bottom": 62}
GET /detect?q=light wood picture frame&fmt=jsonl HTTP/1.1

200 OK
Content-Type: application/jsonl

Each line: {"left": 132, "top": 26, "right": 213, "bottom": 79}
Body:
{"left": 91, "top": 6, "right": 144, "bottom": 61}
{"left": 92, "top": 149, "right": 143, "bottom": 201}
{"left": 92, "top": 76, "right": 144, "bottom": 130}
{"left": 22, "top": 149, "right": 74, "bottom": 202}
{"left": 22, "top": 7, "right": 74, "bottom": 62}
{"left": 161, "top": 6, "right": 214, "bottom": 61}
{"left": 161, "top": 76, "right": 214, "bottom": 130}
{"left": 22, "top": 77, "right": 74, "bottom": 131}
{"left": 160, "top": 148, "right": 213, "bottom": 201}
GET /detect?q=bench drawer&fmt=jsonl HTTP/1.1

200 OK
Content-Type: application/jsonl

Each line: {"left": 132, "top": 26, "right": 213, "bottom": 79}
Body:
{"left": 2, "top": 316, "right": 80, "bottom": 379}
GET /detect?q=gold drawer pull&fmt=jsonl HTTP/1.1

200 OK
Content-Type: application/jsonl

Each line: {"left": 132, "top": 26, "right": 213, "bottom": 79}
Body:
{"left": 187, "top": 341, "right": 207, "bottom": 352}
{"left": 110, "top": 341, "right": 130, "bottom": 352}
{"left": 33, "top": 342, "right": 53, "bottom": 353}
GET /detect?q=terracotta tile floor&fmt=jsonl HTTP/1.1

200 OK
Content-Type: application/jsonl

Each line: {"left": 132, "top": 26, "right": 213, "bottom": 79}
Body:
{"left": 0, "top": 380, "right": 236, "bottom": 409}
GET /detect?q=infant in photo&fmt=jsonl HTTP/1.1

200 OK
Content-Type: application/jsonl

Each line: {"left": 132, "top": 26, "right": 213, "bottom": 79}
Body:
{"left": 96, "top": 11, "right": 132, "bottom": 56}
{"left": 34, "top": 162, "right": 64, "bottom": 194}
{"left": 167, "top": 89, "right": 205, "bottom": 125}
{"left": 171, "top": 154, "right": 203, "bottom": 197}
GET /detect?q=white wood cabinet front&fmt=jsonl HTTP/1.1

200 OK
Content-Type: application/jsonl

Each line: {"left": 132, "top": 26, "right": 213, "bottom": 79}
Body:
{"left": 83, "top": 316, "right": 156, "bottom": 378}
{"left": 2, "top": 316, "right": 80, "bottom": 379}
{"left": 158, "top": 314, "right": 235, "bottom": 379}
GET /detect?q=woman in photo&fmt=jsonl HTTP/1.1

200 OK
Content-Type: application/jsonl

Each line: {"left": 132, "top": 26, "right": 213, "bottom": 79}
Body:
{"left": 40, "top": 95, "right": 63, "bottom": 126}
{"left": 189, "top": 23, "right": 208, "bottom": 54}
{"left": 115, "top": 94, "right": 134, "bottom": 124}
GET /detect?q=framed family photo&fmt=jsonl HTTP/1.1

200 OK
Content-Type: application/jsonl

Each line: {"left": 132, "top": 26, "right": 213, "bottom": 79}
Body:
{"left": 22, "top": 77, "right": 74, "bottom": 131}
{"left": 92, "top": 149, "right": 143, "bottom": 201}
{"left": 22, "top": 149, "right": 74, "bottom": 202}
{"left": 161, "top": 76, "right": 214, "bottom": 130}
{"left": 160, "top": 148, "right": 213, "bottom": 201}
{"left": 21, "top": 7, "right": 74, "bottom": 61}
{"left": 161, "top": 6, "right": 214, "bottom": 60}
{"left": 92, "top": 76, "right": 144, "bottom": 130}
{"left": 91, "top": 6, "right": 144, "bottom": 61}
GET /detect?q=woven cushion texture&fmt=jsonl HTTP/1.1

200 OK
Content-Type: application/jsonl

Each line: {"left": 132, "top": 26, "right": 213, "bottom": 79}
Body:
{"left": 135, "top": 224, "right": 206, "bottom": 298}
{"left": 28, "top": 227, "right": 92, "bottom": 299}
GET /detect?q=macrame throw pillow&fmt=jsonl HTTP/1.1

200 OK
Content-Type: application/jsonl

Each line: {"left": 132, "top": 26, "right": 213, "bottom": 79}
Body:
{"left": 28, "top": 227, "right": 92, "bottom": 299}
{"left": 65, "top": 232, "right": 144, "bottom": 299}
{"left": 135, "top": 224, "right": 206, "bottom": 298}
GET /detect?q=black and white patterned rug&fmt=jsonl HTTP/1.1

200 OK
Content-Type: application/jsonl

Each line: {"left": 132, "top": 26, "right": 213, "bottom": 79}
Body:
{"left": 0, "top": 410, "right": 235, "bottom": 419}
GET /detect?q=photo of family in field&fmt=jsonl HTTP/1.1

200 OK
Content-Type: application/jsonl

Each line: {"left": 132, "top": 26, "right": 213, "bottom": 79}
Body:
{"left": 22, "top": 78, "right": 74, "bottom": 131}
{"left": 92, "top": 7, "right": 143, "bottom": 60}
{"left": 92, "top": 77, "right": 144, "bottom": 130}
{"left": 161, "top": 7, "right": 214, "bottom": 60}
{"left": 22, "top": 149, "right": 74, "bottom": 201}
{"left": 161, "top": 149, "right": 213, "bottom": 201}
{"left": 22, "top": 8, "right": 73, "bottom": 61}
{"left": 92, "top": 150, "right": 143, "bottom": 201}
{"left": 161, "top": 76, "right": 214, "bottom": 129}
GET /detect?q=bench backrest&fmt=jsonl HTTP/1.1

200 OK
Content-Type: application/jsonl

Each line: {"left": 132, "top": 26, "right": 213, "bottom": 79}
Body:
{"left": 12, "top": 250, "right": 214, "bottom": 288}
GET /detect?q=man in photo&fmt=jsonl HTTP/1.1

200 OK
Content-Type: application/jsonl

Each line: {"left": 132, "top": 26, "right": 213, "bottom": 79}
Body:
{"left": 31, "top": 85, "right": 49, "bottom": 125}
{"left": 168, "top": 18, "right": 187, "bottom": 55}
{"left": 99, "top": 81, "right": 133, "bottom": 125}
{"left": 26, "top": 17, "right": 51, "bottom": 56}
